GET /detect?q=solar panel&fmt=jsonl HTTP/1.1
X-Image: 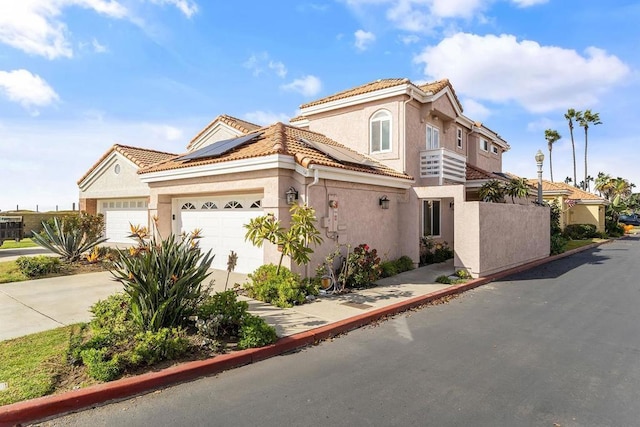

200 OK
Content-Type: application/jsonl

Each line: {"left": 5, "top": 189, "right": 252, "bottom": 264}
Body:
{"left": 180, "top": 132, "right": 263, "bottom": 161}
{"left": 300, "top": 138, "right": 375, "bottom": 166}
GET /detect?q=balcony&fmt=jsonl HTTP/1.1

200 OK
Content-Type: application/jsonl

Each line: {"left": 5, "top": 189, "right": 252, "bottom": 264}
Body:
{"left": 420, "top": 148, "right": 466, "bottom": 184}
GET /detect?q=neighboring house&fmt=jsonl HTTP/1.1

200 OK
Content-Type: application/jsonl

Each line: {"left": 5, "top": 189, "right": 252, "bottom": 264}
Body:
{"left": 78, "top": 144, "right": 176, "bottom": 243}
{"left": 529, "top": 180, "right": 609, "bottom": 232}
{"left": 79, "top": 79, "right": 550, "bottom": 277}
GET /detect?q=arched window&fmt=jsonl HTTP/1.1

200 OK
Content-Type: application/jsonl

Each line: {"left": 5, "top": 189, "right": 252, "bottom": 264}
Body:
{"left": 201, "top": 201, "right": 217, "bottom": 209}
{"left": 250, "top": 200, "right": 261, "bottom": 208}
{"left": 224, "top": 201, "right": 243, "bottom": 209}
{"left": 181, "top": 202, "right": 196, "bottom": 210}
{"left": 370, "top": 110, "right": 392, "bottom": 153}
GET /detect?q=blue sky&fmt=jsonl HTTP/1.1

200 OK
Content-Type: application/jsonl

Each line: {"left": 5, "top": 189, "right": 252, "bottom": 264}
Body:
{"left": 0, "top": 0, "right": 638, "bottom": 211}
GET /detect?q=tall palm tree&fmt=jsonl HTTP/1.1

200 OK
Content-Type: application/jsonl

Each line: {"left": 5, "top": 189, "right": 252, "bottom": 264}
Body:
{"left": 564, "top": 177, "right": 573, "bottom": 185}
{"left": 564, "top": 109, "right": 580, "bottom": 186}
{"left": 577, "top": 109, "right": 602, "bottom": 191}
{"left": 544, "top": 129, "right": 561, "bottom": 182}
{"left": 594, "top": 172, "right": 611, "bottom": 197}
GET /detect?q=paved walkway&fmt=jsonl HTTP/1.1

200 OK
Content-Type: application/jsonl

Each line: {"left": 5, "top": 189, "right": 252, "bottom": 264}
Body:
{"left": 0, "top": 261, "right": 454, "bottom": 342}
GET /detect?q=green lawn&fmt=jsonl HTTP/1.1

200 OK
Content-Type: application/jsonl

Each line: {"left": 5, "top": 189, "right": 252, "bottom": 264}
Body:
{"left": 565, "top": 238, "right": 607, "bottom": 252}
{"left": 0, "top": 261, "right": 28, "bottom": 283}
{"left": 0, "top": 325, "right": 80, "bottom": 406}
{"left": 0, "top": 238, "right": 38, "bottom": 249}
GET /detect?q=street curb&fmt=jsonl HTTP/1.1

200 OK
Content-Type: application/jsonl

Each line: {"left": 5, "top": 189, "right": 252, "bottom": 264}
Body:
{"left": 0, "top": 238, "right": 617, "bottom": 426}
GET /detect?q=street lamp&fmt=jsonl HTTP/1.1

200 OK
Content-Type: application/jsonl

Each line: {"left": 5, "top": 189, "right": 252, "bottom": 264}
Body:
{"left": 535, "top": 149, "right": 545, "bottom": 204}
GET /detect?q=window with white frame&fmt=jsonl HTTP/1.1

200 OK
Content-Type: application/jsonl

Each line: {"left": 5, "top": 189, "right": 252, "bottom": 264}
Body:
{"left": 423, "top": 200, "right": 441, "bottom": 237}
{"left": 491, "top": 145, "right": 499, "bottom": 155}
{"left": 370, "top": 110, "right": 392, "bottom": 153}
{"left": 480, "top": 139, "right": 489, "bottom": 152}
{"left": 456, "top": 128, "right": 463, "bottom": 149}
{"left": 426, "top": 124, "right": 440, "bottom": 150}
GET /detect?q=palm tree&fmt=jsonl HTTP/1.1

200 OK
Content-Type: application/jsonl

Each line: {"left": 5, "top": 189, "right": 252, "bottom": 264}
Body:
{"left": 585, "top": 175, "right": 594, "bottom": 192}
{"left": 564, "top": 109, "right": 580, "bottom": 186}
{"left": 544, "top": 129, "right": 561, "bottom": 182}
{"left": 564, "top": 177, "right": 573, "bottom": 185}
{"left": 577, "top": 109, "right": 602, "bottom": 190}
{"left": 478, "top": 180, "right": 505, "bottom": 203}
{"left": 594, "top": 172, "right": 611, "bottom": 197}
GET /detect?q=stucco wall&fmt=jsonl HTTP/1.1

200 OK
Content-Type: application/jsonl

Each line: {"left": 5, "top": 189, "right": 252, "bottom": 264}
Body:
{"left": 455, "top": 202, "right": 549, "bottom": 277}
{"left": 79, "top": 154, "right": 149, "bottom": 199}
{"left": 568, "top": 204, "right": 605, "bottom": 232}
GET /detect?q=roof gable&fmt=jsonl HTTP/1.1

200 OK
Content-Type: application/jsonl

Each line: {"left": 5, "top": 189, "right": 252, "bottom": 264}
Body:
{"left": 527, "top": 179, "right": 608, "bottom": 202}
{"left": 186, "top": 114, "right": 261, "bottom": 151}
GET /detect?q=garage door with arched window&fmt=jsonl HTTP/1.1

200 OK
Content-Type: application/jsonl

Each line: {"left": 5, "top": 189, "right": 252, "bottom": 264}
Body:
{"left": 174, "top": 195, "right": 264, "bottom": 273}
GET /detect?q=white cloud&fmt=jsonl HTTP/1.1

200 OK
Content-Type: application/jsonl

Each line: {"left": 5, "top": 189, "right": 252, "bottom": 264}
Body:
{"left": 354, "top": 29, "right": 376, "bottom": 51}
{"left": 511, "top": 0, "right": 548, "bottom": 6}
{"left": 0, "top": 69, "right": 59, "bottom": 114}
{"left": 92, "top": 38, "right": 108, "bottom": 53}
{"left": 0, "top": 0, "right": 128, "bottom": 59}
{"left": 281, "top": 75, "right": 322, "bottom": 97}
{"left": 244, "top": 52, "right": 288, "bottom": 78}
{"left": 414, "top": 33, "right": 631, "bottom": 113}
{"left": 400, "top": 34, "right": 420, "bottom": 44}
{"left": 461, "top": 98, "right": 491, "bottom": 121}
{"left": 243, "top": 111, "right": 290, "bottom": 126}
{"left": 148, "top": 0, "right": 199, "bottom": 18}
{"left": 146, "top": 124, "right": 184, "bottom": 141}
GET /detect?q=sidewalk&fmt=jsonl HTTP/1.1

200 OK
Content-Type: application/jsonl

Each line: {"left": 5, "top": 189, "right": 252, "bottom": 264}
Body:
{"left": 0, "top": 261, "right": 453, "bottom": 342}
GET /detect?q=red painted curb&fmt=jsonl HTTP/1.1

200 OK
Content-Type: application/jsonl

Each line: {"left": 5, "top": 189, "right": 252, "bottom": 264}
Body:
{"left": 0, "top": 238, "right": 614, "bottom": 426}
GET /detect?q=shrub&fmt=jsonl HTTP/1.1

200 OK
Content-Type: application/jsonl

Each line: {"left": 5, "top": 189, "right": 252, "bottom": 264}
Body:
{"left": 606, "top": 220, "right": 624, "bottom": 237}
{"left": 550, "top": 234, "right": 568, "bottom": 255}
{"left": 110, "top": 227, "right": 213, "bottom": 332}
{"left": 455, "top": 269, "right": 472, "bottom": 279}
{"left": 129, "top": 328, "right": 189, "bottom": 366}
{"left": 237, "top": 314, "right": 278, "bottom": 350}
{"left": 420, "top": 237, "right": 454, "bottom": 265}
{"left": 15, "top": 255, "right": 61, "bottom": 277}
{"left": 435, "top": 275, "right": 452, "bottom": 284}
{"left": 380, "top": 260, "right": 398, "bottom": 278}
{"left": 396, "top": 256, "right": 415, "bottom": 273}
{"left": 245, "top": 264, "right": 316, "bottom": 308}
{"left": 31, "top": 216, "right": 107, "bottom": 262}
{"left": 43, "top": 212, "right": 105, "bottom": 243}
{"left": 563, "top": 224, "right": 599, "bottom": 240}
{"left": 195, "top": 291, "right": 249, "bottom": 339}
{"left": 80, "top": 348, "right": 122, "bottom": 382}
{"left": 343, "top": 244, "right": 381, "bottom": 288}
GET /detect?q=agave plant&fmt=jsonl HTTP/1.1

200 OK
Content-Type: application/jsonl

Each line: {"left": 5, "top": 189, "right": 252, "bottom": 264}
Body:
{"left": 31, "top": 217, "right": 107, "bottom": 262}
{"left": 110, "top": 227, "right": 214, "bottom": 332}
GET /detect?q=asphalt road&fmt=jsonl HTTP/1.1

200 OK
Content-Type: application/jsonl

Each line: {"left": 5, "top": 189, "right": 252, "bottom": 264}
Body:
{"left": 45, "top": 236, "right": 640, "bottom": 427}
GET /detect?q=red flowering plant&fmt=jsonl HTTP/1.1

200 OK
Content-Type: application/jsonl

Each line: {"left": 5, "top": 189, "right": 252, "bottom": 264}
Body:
{"left": 342, "top": 243, "right": 382, "bottom": 288}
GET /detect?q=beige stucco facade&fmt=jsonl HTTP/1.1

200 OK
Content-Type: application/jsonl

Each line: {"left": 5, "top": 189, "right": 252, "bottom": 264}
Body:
{"left": 79, "top": 152, "right": 149, "bottom": 200}
{"left": 543, "top": 194, "right": 607, "bottom": 233}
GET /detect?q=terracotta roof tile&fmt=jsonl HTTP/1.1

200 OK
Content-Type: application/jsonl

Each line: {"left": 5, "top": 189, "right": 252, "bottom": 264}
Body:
{"left": 465, "top": 163, "right": 509, "bottom": 182}
{"left": 527, "top": 179, "right": 607, "bottom": 201}
{"left": 141, "top": 122, "right": 412, "bottom": 181}
{"left": 298, "top": 77, "right": 463, "bottom": 113}
{"left": 186, "top": 114, "right": 261, "bottom": 150}
{"left": 78, "top": 144, "right": 176, "bottom": 184}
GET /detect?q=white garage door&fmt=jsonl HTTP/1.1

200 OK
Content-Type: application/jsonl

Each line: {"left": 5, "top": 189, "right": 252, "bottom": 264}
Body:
{"left": 101, "top": 199, "right": 148, "bottom": 244}
{"left": 176, "top": 196, "right": 264, "bottom": 273}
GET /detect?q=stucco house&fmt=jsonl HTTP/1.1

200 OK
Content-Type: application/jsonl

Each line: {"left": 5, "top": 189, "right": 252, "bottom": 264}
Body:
{"left": 79, "top": 78, "right": 550, "bottom": 277}
{"left": 528, "top": 180, "right": 608, "bottom": 232}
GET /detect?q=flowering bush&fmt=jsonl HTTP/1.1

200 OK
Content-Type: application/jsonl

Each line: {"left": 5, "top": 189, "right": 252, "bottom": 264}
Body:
{"left": 343, "top": 244, "right": 381, "bottom": 288}
{"left": 419, "top": 236, "right": 453, "bottom": 265}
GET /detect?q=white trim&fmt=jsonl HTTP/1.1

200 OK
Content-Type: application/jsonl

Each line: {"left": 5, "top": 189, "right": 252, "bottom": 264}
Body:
{"left": 78, "top": 151, "right": 140, "bottom": 191}
{"left": 300, "top": 85, "right": 409, "bottom": 116}
{"left": 289, "top": 117, "right": 310, "bottom": 128}
{"left": 456, "top": 127, "right": 463, "bottom": 149}
{"left": 307, "top": 164, "right": 414, "bottom": 189}
{"left": 422, "top": 199, "right": 442, "bottom": 238}
{"left": 188, "top": 122, "right": 246, "bottom": 152}
{"left": 480, "top": 138, "right": 489, "bottom": 152}
{"left": 140, "top": 155, "right": 296, "bottom": 183}
{"left": 426, "top": 124, "right": 440, "bottom": 150}
{"left": 491, "top": 144, "right": 499, "bottom": 155}
{"left": 370, "top": 109, "right": 393, "bottom": 154}
{"left": 457, "top": 115, "right": 510, "bottom": 150}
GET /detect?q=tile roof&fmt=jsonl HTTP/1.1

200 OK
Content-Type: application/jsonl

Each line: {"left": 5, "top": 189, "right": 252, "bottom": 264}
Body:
{"left": 465, "top": 163, "right": 510, "bottom": 182}
{"left": 186, "top": 114, "right": 261, "bottom": 150}
{"left": 527, "top": 179, "right": 607, "bottom": 201}
{"left": 297, "top": 78, "right": 461, "bottom": 112}
{"left": 140, "top": 122, "right": 413, "bottom": 181}
{"left": 78, "top": 144, "right": 177, "bottom": 184}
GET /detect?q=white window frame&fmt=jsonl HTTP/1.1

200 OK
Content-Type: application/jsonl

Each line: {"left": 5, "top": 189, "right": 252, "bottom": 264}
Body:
{"left": 491, "top": 144, "right": 499, "bottom": 155}
{"left": 426, "top": 124, "right": 440, "bottom": 150}
{"left": 456, "top": 128, "right": 463, "bottom": 149}
{"left": 480, "top": 139, "right": 489, "bottom": 152}
{"left": 369, "top": 110, "right": 392, "bottom": 153}
{"left": 422, "top": 199, "right": 441, "bottom": 237}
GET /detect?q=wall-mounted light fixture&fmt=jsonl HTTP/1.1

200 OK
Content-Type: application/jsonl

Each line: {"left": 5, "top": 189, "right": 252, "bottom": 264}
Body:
{"left": 449, "top": 201, "right": 455, "bottom": 209}
{"left": 285, "top": 187, "right": 299, "bottom": 205}
{"left": 379, "top": 195, "right": 390, "bottom": 209}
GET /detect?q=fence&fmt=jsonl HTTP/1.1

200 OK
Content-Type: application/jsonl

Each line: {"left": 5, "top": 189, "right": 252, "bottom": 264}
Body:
{"left": 0, "top": 203, "right": 77, "bottom": 214}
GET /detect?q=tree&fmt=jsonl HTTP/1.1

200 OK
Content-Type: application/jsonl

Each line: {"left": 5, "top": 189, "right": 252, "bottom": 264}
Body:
{"left": 577, "top": 109, "right": 602, "bottom": 190}
{"left": 478, "top": 180, "right": 505, "bottom": 203}
{"left": 564, "top": 108, "right": 580, "bottom": 186}
{"left": 544, "top": 129, "right": 561, "bottom": 182}
{"left": 505, "top": 178, "right": 530, "bottom": 203}
{"left": 594, "top": 172, "right": 612, "bottom": 198}
{"left": 244, "top": 204, "right": 323, "bottom": 274}
{"left": 564, "top": 177, "right": 573, "bottom": 185}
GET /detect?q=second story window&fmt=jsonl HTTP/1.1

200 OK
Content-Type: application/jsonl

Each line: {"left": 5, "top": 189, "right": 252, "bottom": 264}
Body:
{"left": 456, "top": 128, "right": 463, "bottom": 149}
{"left": 370, "top": 110, "right": 392, "bottom": 153}
{"left": 427, "top": 124, "right": 440, "bottom": 149}
{"left": 491, "top": 145, "right": 499, "bottom": 155}
{"left": 480, "top": 139, "right": 489, "bottom": 152}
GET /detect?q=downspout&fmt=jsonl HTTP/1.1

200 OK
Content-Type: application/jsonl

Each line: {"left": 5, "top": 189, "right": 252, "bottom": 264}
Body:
{"left": 305, "top": 167, "right": 320, "bottom": 279}
{"left": 402, "top": 88, "right": 415, "bottom": 175}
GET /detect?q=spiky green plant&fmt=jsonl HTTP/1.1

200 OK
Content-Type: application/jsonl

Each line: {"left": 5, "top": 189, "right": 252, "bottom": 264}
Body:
{"left": 31, "top": 217, "right": 107, "bottom": 262}
{"left": 478, "top": 180, "right": 505, "bottom": 203}
{"left": 110, "top": 227, "right": 214, "bottom": 332}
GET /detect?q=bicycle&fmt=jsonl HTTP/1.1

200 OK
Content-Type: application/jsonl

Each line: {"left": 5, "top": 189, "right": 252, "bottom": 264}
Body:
{"left": 319, "top": 244, "right": 350, "bottom": 294}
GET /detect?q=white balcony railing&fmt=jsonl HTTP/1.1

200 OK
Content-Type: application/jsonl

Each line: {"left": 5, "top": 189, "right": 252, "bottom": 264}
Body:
{"left": 420, "top": 148, "right": 466, "bottom": 184}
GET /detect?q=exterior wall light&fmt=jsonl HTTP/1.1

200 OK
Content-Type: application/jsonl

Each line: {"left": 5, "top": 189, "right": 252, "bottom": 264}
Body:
{"left": 286, "top": 187, "right": 299, "bottom": 205}
{"left": 379, "top": 195, "right": 390, "bottom": 209}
